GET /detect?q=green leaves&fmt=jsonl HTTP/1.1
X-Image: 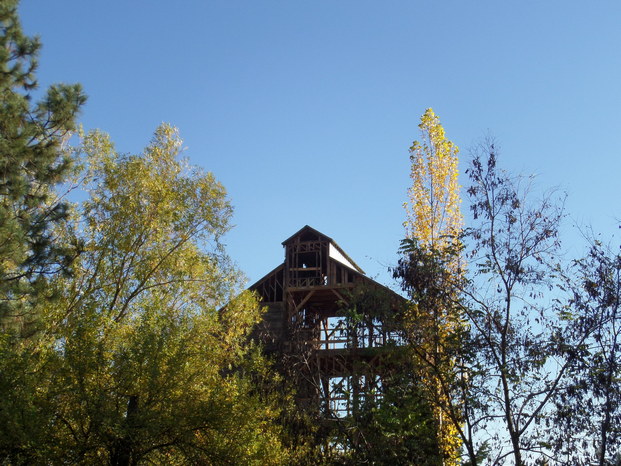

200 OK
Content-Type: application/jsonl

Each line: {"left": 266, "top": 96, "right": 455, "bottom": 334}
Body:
{"left": 43, "top": 124, "right": 287, "bottom": 463}
{"left": 551, "top": 237, "right": 621, "bottom": 464}
{"left": 0, "top": 121, "right": 293, "bottom": 464}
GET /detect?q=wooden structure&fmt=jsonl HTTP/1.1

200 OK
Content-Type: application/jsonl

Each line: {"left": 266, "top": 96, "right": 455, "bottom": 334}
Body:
{"left": 250, "top": 226, "right": 404, "bottom": 418}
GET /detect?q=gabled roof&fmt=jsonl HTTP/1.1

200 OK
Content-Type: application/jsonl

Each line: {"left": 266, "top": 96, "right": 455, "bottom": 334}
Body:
{"left": 248, "top": 263, "right": 284, "bottom": 290}
{"left": 281, "top": 225, "right": 331, "bottom": 245}
{"left": 281, "top": 225, "right": 365, "bottom": 274}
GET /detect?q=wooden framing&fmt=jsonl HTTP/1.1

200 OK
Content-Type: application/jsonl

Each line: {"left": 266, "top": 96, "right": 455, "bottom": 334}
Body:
{"left": 250, "top": 226, "right": 405, "bottom": 418}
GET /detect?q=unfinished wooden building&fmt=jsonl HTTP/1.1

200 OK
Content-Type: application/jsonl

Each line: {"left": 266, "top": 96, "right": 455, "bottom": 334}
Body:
{"left": 250, "top": 225, "right": 405, "bottom": 418}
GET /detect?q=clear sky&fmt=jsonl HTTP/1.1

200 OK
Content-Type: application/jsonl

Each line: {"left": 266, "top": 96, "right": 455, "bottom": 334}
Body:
{"left": 20, "top": 0, "right": 621, "bottom": 287}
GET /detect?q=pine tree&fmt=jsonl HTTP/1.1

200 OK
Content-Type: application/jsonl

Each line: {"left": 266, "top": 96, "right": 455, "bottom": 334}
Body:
{"left": 0, "top": 0, "right": 86, "bottom": 331}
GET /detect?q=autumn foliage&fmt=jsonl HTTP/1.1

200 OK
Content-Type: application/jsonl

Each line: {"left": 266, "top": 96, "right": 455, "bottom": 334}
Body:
{"left": 400, "top": 108, "right": 464, "bottom": 465}
{"left": 405, "top": 108, "right": 462, "bottom": 253}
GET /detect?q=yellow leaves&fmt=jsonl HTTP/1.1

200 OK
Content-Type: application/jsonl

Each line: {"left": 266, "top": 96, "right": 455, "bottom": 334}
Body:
{"left": 405, "top": 108, "right": 463, "bottom": 253}
{"left": 11, "top": 121, "right": 294, "bottom": 465}
{"left": 403, "top": 109, "right": 465, "bottom": 464}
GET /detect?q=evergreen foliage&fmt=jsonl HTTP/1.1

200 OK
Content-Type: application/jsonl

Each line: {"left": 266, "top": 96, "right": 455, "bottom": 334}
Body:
{"left": 0, "top": 0, "right": 85, "bottom": 330}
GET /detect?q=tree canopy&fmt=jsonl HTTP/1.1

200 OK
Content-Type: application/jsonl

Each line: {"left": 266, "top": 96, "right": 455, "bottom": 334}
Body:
{"left": 1, "top": 124, "right": 295, "bottom": 464}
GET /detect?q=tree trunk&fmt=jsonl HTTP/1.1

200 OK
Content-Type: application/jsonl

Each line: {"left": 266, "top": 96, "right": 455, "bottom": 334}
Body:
{"left": 111, "top": 395, "right": 139, "bottom": 466}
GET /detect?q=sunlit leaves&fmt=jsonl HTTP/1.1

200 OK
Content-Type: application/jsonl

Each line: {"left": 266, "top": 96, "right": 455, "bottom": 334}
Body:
{"left": 12, "top": 124, "right": 291, "bottom": 464}
{"left": 400, "top": 109, "right": 465, "bottom": 465}
{"left": 405, "top": 108, "right": 462, "bottom": 253}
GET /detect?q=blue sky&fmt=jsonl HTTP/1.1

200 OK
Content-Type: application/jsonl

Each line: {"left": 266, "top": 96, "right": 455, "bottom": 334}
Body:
{"left": 20, "top": 1, "right": 621, "bottom": 287}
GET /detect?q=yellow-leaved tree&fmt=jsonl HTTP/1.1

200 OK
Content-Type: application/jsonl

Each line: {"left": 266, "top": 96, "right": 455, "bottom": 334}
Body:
{"left": 0, "top": 124, "right": 295, "bottom": 465}
{"left": 405, "top": 108, "right": 462, "bottom": 252}
{"left": 400, "top": 108, "right": 464, "bottom": 465}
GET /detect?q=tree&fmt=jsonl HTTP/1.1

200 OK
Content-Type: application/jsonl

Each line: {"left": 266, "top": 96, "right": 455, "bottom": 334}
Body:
{"left": 457, "top": 140, "right": 582, "bottom": 464}
{"left": 394, "top": 239, "right": 481, "bottom": 465}
{"left": 337, "top": 366, "right": 443, "bottom": 466}
{"left": 398, "top": 136, "right": 620, "bottom": 465}
{"left": 316, "top": 284, "right": 443, "bottom": 465}
{"left": 551, "top": 235, "right": 621, "bottom": 464}
{"left": 398, "top": 134, "right": 608, "bottom": 466}
{"left": 0, "top": 2, "right": 85, "bottom": 460}
{"left": 0, "top": 0, "right": 86, "bottom": 331}
{"left": 400, "top": 108, "right": 464, "bottom": 464}
{"left": 405, "top": 108, "right": 462, "bottom": 253}
{"left": 0, "top": 125, "right": 293, "bottom": 464}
